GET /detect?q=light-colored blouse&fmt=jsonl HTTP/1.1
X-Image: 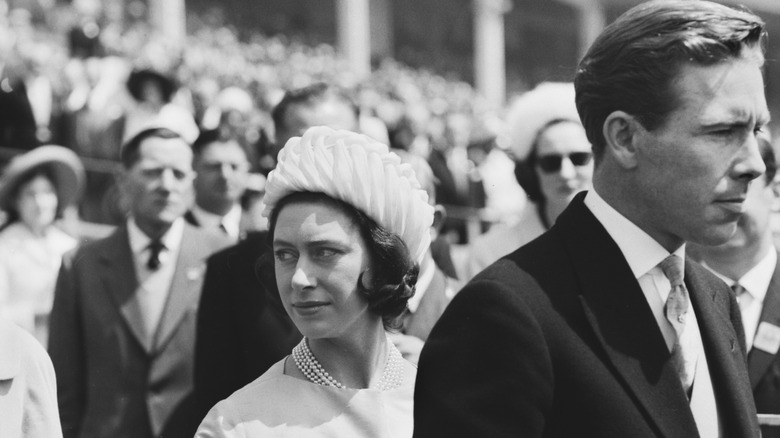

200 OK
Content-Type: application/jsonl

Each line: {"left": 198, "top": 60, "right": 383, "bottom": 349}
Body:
{"left": 196, "top": 359, "right": 415, "bottom": 438}
{"left": 0, "top": 222, "right": 77, "bottom": 344}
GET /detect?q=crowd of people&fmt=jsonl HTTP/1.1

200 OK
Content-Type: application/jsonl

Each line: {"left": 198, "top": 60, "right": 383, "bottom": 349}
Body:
{"left": 3, "top": 0, "right": 780, "bottom": 437}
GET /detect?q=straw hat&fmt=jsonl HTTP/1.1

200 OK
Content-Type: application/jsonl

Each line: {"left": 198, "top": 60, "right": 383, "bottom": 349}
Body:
{"left": 0, "top": 145, "right": 85, "bottom": 213}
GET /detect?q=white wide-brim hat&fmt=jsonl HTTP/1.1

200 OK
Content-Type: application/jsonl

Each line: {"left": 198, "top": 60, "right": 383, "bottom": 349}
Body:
{"left": 0, "top": 145, "right": 86, "bottom": 213}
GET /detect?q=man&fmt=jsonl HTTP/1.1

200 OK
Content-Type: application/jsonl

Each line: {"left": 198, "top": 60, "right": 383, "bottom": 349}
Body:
{"left": 188, "top": 83, "right": 360, "bottom": 434}
{"left": 185, "top": 129, "right": 251, "bottom": 242}
{"left": 414, "top": 1, "right": 767, "bottom": 437}
{"left": 48, "top": 128, "right": 230, "bottom": 438}
{"left": 693, "top": 134, "right": 780, "bottom": 437}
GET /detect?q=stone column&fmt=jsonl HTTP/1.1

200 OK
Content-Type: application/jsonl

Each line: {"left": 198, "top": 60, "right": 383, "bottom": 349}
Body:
{"left": 148, "top": 0, "right": 186, "bottom": 49}
{"left": 336, "top": 0, "right": 372, "bottom": 79}
{"left": 474, "top": 0, "right": 511, "bottom": 108}
{"left": 556, "top": 0, "right": 605, "bottom": 58}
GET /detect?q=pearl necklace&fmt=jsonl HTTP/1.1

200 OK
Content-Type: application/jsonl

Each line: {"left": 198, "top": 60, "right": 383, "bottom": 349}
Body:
{"left": 292, "top": 337, "right": 404, "bottom": 391}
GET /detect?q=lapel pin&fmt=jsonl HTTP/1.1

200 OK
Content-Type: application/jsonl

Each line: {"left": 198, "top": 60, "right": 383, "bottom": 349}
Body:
{"left": 186, "top": 267, "right": 203, "bottom": 281}
{"left": 753, "top": 322, "right": 780, "bottom": 355}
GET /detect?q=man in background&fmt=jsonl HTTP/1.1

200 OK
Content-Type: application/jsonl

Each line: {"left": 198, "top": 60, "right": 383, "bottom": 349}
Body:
{"left": 49, "top": 128, "right": 230, "bottom": 438}
{"left": 693, "top": 133, "right": 780, "bottom": 437}
{"left": 186, "top": 129, "right": 251, "bottom": 242}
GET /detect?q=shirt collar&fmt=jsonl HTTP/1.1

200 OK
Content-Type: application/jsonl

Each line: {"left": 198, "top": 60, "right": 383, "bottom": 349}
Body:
{"left": 192, "top": 203, "right": 242, "bottom": 238}
{"left": 127, "top": 217, "right": 185, "bottom": 255}
{"left": 705, "top": 248, "right": 776, "bottom": 304}
{"left": 584, "top": 189, "right": 685, "bottom": 279}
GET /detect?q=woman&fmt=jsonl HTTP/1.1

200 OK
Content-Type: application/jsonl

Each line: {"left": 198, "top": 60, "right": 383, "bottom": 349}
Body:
{"left": 465, "top": 82, "right": 594, "bottom": 279}
{"left": 0, "top": 146, "right": 84, "bottom": 345}
{"left": 196, "top": 126, "right": 434, "bottom": 437}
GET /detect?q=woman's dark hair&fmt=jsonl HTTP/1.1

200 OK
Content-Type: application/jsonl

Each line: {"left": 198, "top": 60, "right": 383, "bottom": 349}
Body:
{"left": 260, "top": 191, "right": 419, "bottom": 330}
{"left": 4, "top": 165, "right": 60, "bottom": 225}
{"left": 514, "top": 118, "right": 578, "bottom": 205}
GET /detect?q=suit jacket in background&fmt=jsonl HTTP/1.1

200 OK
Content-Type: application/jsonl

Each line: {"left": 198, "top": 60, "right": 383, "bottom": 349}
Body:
{"left": 413, "top": 193, "right": 759, "bottom": 438}
{"left": 748, "top": 254, "right": 780, "bottom": 438}
{"left": 48, "top": 223, "right": 230, "bottom": 438}
{"left": 187, "top": 231, "right": 301, "bottom": 435}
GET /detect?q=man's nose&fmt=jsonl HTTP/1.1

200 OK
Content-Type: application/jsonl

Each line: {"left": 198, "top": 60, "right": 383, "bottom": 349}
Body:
{"left": 732, "top": 134, "right": 766, "bottom": 182}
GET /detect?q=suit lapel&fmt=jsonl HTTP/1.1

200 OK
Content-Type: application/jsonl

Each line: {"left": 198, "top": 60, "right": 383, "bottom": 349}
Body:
{"left": 748, "top": 256, "right": 780, "bottom": 388}
{"left": 152, "top": 225, "right": 207, "bottom": 352}
{"left": 556, "top": 195, "right": 697, "bottom": 438}
{"left": 99, "top": 226, "right": 147, "bottom": 352}
{"left": 686, "top": 260, "right": 758, "bottom": 437}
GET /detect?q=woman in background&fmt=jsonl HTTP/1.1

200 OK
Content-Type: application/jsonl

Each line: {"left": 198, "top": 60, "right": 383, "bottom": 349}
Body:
{"left": 196, "top": 126, "right": 434, "bottom": 437}
{"left": 0, "top": 145, "right": 84, "bottom": 345}
{"left": 465, "top": 82, "right": 593, "bottom": 280}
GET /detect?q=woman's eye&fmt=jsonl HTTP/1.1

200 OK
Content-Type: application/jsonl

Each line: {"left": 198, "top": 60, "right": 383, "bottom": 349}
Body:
{"left": 314, "top": 248, "right": 339, "bottom": 259}
{"left": 274, "top": 250, "right": 296, "bottom": 262}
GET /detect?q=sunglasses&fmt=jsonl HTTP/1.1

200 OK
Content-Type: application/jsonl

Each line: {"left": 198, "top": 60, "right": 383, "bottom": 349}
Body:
{"left": 536, "top": 152, "right": 593, "bottom": 173}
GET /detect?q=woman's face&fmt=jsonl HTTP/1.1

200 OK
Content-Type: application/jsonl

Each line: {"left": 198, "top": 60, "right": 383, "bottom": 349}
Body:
{"left": 15, "top": 174, "right": 58, "bottom": 231}
{"left": 272, "top": 199, "right": 376, "bottom": 340}
{"left": 534, "top": 121, "right": 594, "bottom": 207}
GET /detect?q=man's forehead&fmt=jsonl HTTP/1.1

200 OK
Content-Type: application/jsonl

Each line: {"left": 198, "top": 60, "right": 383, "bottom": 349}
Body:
{"left": 670, "top": 58, "right": 768, "bottom": 122}
{"left": 137, "top": 137, "right": 193, "bottom": 165}
{"left": 199, "top": 140, "right": 247, "bottom": 160}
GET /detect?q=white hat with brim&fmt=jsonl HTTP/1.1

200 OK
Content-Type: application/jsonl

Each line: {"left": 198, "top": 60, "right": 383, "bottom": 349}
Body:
{"left": 0, "top": 145, "right": 86, "bottom": 213}
{"left": 506, "top": 82, "right": 581, "bottom": 161}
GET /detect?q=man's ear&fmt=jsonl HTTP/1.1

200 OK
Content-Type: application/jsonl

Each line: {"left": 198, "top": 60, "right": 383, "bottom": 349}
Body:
{"left": 770, "top": 174, "right": 780, "bottom": 212}
{"left": 603, "top": 111, "right": 640, "bottom": 169}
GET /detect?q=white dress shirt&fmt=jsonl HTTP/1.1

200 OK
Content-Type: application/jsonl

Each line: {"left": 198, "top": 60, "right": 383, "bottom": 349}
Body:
{"left": 191, "top": 204, "right": 242, "bottom": 241}
{"left": 584, "top": 190, "right": 720, "bottom": 437}
{"left": 127, "top": 218, "right": 184, "bottom": 345}
{"left": 704, "top": 249, "right": 775, "bottom": 351}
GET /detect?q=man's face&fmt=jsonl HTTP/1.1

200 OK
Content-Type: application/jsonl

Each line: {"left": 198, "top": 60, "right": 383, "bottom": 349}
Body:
{"left": 194, "top": 140, "right": 249, "bottom": 212}
{"left": 122, "top": 137, "right": 194, "bottom": 231}
{"left": 706, "top": 171, "right": 778, "bottom": 256}
{"left": 275, "top": 99, "right": 358, "bottom": 152}
{"left": 629, "top": 56, "right": 769, "bottom": 250}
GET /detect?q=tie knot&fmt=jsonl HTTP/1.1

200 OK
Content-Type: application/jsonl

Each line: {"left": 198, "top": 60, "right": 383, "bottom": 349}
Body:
{"left": 147, "top": 239, "right": 166, "bottom": 270}
{"left": 731, "top": 283, "right": 747, "bottom": 297}
{"left": 660, "top": 255, "right": 684, "bottom": 288}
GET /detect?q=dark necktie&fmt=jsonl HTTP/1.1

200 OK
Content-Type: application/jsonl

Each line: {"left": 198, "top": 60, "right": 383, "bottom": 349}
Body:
{"left": 731, "top": 283, "right": 750, "bottom": 313}
{"left": 147, "top": 239, "right": 165, "bottom": 270}
{"left": 659, "top": 255, "right": 697, "bottom": 395}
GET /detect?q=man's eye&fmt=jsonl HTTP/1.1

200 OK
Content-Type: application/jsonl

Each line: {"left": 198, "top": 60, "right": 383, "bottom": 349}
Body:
{"left": 141, "top": 168, "right": 164, "bottom": 178}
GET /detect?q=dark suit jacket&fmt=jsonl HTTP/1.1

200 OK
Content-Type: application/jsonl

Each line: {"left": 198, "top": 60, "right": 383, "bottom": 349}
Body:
{"left": 414, "top": 193, "right": 759, "bottom": 438}
{"left": 188, "top": 231, "right": 301, "bottom": 433}
{"left": 48, "top": 223, "right": 230, "bottom": 438}
{"left": 749, "top": 254, "right": 780, "bottom": 438}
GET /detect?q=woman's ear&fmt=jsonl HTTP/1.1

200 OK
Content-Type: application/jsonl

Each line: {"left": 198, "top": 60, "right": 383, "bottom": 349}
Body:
{"left": 603, "top": 111, "right": 640, "bottom": 169}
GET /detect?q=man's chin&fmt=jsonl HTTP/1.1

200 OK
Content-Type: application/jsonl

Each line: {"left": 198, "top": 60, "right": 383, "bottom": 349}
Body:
{"left": 688, "top": 222, "right": 739, "bottom": 247}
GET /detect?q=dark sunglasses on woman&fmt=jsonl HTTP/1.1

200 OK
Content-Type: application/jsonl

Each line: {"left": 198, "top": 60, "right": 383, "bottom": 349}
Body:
{"left": 536, "top": 152, "right": 593, "bottom": 173}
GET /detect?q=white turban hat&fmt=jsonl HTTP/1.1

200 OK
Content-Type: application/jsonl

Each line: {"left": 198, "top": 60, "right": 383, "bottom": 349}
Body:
{"left": 262, "top": 126, "right": 434, "bottom": 263}
{"left": 506, "top": 82, "right": 581, "bottom": 161}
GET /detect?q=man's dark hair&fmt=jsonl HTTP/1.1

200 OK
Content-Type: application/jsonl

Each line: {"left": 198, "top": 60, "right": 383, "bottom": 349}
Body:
{"left": 263, "top": 191, "right": 418, "bottom": 331}
{"left": 575, "top": 0, "right": 765, "bottom": 161}
{"left": 271, "top": 83, "right": 359, "bottom": 135}
{"left": 192, "top": 129, "right": 222, "bottom": 159}
{"left": 120, "top": 127, "right": 184, "bottom": 169}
